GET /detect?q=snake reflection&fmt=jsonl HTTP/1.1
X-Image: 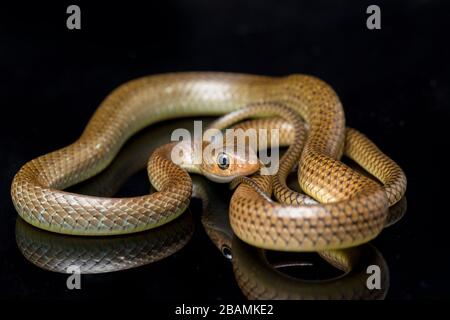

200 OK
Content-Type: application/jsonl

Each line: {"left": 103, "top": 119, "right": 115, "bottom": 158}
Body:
{"left": 15, "top": 119, "right": 406, "bottom": 298}
{"left": 201, "top": 168, "right": 406, "bottom": 300}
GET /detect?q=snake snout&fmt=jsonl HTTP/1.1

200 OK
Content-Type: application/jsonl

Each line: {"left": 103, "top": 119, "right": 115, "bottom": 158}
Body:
{"left": 200, "top": 145, "right": 261, "bottom": 184}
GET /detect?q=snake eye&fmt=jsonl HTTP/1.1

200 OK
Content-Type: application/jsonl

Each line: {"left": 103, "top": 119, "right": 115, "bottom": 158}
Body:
{"left": 217, "top": 152, "right": 230, "bottom": 170}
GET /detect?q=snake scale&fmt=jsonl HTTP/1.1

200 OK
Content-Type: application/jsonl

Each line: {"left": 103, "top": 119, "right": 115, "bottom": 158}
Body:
{"left": 11, "top": 72, "right": 406, "bottom": 251}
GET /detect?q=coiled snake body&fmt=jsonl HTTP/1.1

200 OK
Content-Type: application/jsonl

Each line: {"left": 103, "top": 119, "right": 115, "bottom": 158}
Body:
{"left": 11, "top": 72, "right": 406, "bottom": 251}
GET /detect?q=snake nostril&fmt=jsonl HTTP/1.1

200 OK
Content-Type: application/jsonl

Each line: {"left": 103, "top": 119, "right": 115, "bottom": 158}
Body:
{"left": 221, "top": 245, "right": 232, "bottom": 260}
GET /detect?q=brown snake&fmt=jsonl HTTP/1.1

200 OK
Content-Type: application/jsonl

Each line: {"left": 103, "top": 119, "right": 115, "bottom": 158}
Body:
{"left": 201, "top": 172, "right": 405, "bottom": 300}
{"left": 10, "top": 72, "right": 406, "bottom": 251}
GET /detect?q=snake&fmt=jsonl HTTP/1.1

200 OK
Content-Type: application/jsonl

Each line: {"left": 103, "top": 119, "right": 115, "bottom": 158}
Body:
{"left": 16, "top": 159, "right": 404, "bottom": 298}
{"left": 213, "top": 107, "right": 406, "bottom": 251}
{"left": 14, "top": 117, "right": 405, "bottom": 299}
{"left": 201, "top": 170, "right": 405, "bottom": 300}
{"left": 15, "top": 212, "right": 194, "bottom": 274}
{"left": 11, "top": 72, "right": 406, "bottom": 252}
{"left": 201, "top": 166, "right": 405, "bottom": 300}
{"left": 232, "top": 240, "right": 389, "bottom": 300}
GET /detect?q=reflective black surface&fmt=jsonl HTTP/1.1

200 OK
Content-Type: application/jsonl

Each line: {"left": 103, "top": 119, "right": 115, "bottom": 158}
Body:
{"left": 1, "top": 0, "right": 449, "bottom": 299}
{"left": 9, "top": 119, "right": 403, "bottom": 300}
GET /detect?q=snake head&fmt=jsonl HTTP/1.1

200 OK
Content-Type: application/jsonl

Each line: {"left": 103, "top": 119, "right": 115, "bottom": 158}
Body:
{"left": 200, "top": 144, "right": 260, "bottom": 183}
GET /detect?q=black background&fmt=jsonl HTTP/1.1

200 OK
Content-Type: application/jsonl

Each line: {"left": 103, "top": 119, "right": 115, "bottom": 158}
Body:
{"left": 0, "top": 0, "right": 449, "bottom": 300}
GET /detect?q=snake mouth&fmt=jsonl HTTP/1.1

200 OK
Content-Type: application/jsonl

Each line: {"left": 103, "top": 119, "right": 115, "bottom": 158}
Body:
{"left": 201, "top": 163, "right": 261, "bottom": 183}
{"left": 201, "top": 172, "right": 241, "bottom": 184}
{"left": 200, "top": 160, "right": 261, "bottom": 183}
